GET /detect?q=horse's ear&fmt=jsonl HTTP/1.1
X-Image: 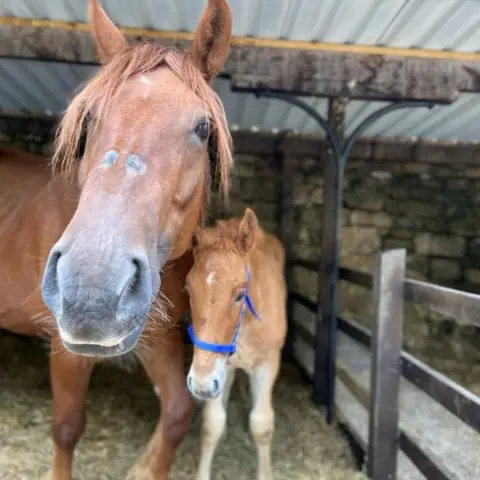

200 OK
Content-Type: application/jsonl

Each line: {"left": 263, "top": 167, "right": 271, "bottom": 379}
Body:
{"left": 237, "top": 208, "right": 258, "bottom": 255}
{"left": 88, "top": 0, "right": 128, "bottom": 65}
{"left": 190, "top": 0, "right": 232, "bottom": 83}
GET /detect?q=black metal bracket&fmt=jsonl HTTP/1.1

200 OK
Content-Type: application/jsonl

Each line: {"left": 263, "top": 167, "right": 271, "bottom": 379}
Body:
{"left": 252, "top": 90, "right": 436, "bottom": 424}
{"left": 256, "top": 90, "right": 435, "bottom": 166}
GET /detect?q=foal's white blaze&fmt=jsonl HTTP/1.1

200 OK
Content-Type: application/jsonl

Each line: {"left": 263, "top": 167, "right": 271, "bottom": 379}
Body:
{"left": 139, "top": 75, "right": 152, "bottom": 85}
{"left": 206, "top": 272, "right": 215, "bottom": 285}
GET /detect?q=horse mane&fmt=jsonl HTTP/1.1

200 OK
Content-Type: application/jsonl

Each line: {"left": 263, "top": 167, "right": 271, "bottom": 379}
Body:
{"left": 52, "top": 42, "right": 232, "bottom": 199}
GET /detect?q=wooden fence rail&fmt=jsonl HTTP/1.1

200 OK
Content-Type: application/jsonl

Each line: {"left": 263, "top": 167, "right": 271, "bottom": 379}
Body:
{"left": 289, "top": 248, "right": 480, "bottom": 480}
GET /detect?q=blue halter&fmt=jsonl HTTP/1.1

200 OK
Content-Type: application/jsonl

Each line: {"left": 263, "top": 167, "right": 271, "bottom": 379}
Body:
{"left": 187, "top": 265, "right": 261, "bottom": 355}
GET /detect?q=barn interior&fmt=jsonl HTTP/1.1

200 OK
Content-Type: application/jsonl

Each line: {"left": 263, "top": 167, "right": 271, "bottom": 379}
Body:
{"left": 0, "top": 0, "right": 480, "bottom": 479}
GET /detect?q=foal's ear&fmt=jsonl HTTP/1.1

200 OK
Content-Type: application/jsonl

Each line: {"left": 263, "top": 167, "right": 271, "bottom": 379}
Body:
{"left": 237, "top": 208, "right": 258, "bottom": 255}
{"left": 191, "top": 0, "right": 232, "bottom": 83}
{"left": 89, "top": 0, "right": 128, "bottom": 65}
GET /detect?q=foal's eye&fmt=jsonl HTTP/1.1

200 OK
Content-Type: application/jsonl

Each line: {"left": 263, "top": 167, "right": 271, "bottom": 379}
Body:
{"left": 235, "top": 292, "right": 245, "bottom": 303}
{"left": 194, "top": 119, "right": 211, "bottom": 142}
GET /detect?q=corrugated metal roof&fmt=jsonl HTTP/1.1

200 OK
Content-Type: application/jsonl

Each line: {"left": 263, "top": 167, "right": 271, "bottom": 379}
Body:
{"left": 1, "top": 0, "right": 480, "bottom": 52}
{"left": 0, "top": 58, "right": 479, "bottom": 142}
{"left": 0, "top": 1, "right": 479, "bottom": 141}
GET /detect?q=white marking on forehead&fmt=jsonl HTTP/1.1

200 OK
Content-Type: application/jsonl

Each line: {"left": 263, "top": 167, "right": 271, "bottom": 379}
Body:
{"left": 100, "top": 149, "right": 119, "bottom": 169}
{"left": 139, "top": 75, "right": 152, "bottom": 85}
{"left": 206, "top": 272, "right": 215, "bottom": 285}
{"left": 125, "top": 154, "right": 147, "bottom": 177}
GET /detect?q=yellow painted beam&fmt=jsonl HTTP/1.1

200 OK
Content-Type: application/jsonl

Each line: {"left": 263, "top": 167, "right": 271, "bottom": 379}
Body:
{"left": 1, "top": 15, "right": 480, "bottom": 62}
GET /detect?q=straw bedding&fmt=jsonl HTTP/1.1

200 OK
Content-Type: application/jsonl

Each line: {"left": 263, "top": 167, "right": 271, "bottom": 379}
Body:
{"left": 0, "top": 330, "right": 366, "bottom": 480}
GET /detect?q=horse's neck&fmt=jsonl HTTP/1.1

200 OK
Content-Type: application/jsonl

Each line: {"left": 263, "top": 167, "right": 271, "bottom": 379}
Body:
{"left": 247, "top": 243, "right": 264, "bottom": 298}
{"left": 247, "top": 229, "right": 285, "bottom": 304}
{"left": 0, "top": 155, "right": 51, "bottom": 230}
{"left": 248, "top": 227, "right": 267, "bottom": 273}
{"left": 0, "top": 174, "right": 80, "bottom": 312}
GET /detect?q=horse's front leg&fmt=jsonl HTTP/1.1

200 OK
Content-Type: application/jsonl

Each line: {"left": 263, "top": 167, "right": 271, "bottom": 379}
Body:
{"left": 131, "top": 328, "right": 194, "bottom": 480}
{"left": 46, "top": 340, "right": 95, "bottom": 480}
{"left": 196, "top": 366, "right": 236, "bottom": 480}
{"left": 248, "top": 353, "right": 281, "bottom": 480}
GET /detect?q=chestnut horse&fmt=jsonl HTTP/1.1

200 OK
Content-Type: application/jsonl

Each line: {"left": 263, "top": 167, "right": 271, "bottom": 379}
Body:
{"left": 185, "top": 208, "right": 287, "bottom": 480}
{"left": 0, "top": 0, "right": 233, "bottom": 478}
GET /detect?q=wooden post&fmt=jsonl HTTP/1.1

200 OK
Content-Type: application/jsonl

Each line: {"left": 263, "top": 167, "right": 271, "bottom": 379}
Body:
{"left": 368, "top": 249, "right": 406, "bottom": 480}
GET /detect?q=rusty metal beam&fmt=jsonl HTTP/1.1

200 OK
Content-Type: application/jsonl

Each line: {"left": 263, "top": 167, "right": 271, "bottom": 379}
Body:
{"left": 1, "top": 18, "right": 480, "bottom": 102}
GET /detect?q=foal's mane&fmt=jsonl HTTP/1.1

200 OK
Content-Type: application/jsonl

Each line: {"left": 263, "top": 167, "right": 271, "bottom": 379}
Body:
{"left": 196, "top": 217, "right": 254, "bottom": 254}
{"left": 52, "top": 42, "right": 232, "bottom": 196}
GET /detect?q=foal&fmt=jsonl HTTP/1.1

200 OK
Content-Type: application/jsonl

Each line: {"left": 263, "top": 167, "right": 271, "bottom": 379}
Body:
{"left": 185, "top": 208, "right": 287, "bottom": 480}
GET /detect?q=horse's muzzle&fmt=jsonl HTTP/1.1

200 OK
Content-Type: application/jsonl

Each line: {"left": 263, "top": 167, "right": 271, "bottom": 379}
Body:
{"left": 41, "top": 243, "right": 155, "bottom": 357}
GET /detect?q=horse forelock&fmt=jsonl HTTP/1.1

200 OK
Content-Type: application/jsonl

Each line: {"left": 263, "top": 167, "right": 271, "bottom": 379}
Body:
{"left": 52, "top": 42, "right": 232, "bottom": 204}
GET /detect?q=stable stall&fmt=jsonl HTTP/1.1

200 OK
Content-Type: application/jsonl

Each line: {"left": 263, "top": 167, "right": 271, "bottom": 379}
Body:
{"left": 1, "top": 1, "right": 480, "bottom": 479}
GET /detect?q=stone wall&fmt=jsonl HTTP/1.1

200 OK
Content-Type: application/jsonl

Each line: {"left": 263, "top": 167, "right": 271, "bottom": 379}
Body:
{"left": 209, "top": 134, "right": 480, "bottom": 392}
{"left": 0, "top": 116, "right": 55, "bottom": 156}
{"left": 2, "top": 123, "right": 479, "bottom": 390}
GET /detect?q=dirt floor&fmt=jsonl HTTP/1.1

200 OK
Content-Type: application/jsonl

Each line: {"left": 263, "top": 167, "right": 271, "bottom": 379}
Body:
{"left": 0, "top": 331, "right": 366, "bottom": 480}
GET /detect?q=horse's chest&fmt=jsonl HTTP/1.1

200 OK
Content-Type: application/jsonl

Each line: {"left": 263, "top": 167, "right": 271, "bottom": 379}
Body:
{"left": 226, "top": 339, "right": 260, "bottom": 372}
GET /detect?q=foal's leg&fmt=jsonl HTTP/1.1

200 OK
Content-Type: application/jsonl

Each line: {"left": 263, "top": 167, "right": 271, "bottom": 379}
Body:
{"left": 47, "top": 342, "right": 95, "bottom": 480}
{"left": 131, "top": 328, "right": 194, "bottom": 480}
{"left": 196, "top": 366, "right": 236, "bottom": 480}
{"left": 248, "top": 353, "right": 281, "bottom": 480}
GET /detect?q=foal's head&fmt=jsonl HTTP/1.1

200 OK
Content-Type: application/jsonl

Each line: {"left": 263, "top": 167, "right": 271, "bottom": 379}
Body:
{"left": 185, "top": 208, "right": 259, "bottom": 400}
{"left": 41, "top": 0, "right": 232, "bottom": 357}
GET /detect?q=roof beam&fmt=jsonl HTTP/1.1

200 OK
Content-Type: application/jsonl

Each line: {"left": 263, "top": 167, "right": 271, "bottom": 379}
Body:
{"left": 1, "top": 17, "right": 480, "bottom": 102}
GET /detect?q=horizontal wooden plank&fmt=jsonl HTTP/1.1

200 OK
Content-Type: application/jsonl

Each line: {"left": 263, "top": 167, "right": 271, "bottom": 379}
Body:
{"left": 1, "top": 19, "right": 480, "bottom": 102}
{"left": 3, "top": 16, "right": 480, "bottom": 62}
{"left": 337, "top": 317, "right": 372, "bottom": 348}
{"left": 339, "top": 355, "right": 463, "bottom": 480}
{"left": 402, "top": 351, "right": 480, "bottom": 434}
{"left": 0, "top": 114, "right": 56, "bottom": 137}
{"left": 293, "top": 261, "right": 374, "bottom": 289}
{"left": 339, "top": 267, "right": 373, "bottom": 290}
{"left": 300, "top": 334, "right": 434, "bottom": 480}
{"left": 336, "top": 316, "right": 480, "bottom": 433}
{"left": 399, "top": 431, "right": 461, "bottom": 480}
{"left": 289, "top": 292, "right": 317, "bottom": 314}
{"left": 293, "top": 259, "right": 318, "bottom": 271}
{"left": 405, "top": 279, "right": 480, "bottom": 328}
{"left": 337, "top": 332, "right": 477, "bottom": 480}
{"left": 295, "top": 261, "right": 480, "bottom": 329}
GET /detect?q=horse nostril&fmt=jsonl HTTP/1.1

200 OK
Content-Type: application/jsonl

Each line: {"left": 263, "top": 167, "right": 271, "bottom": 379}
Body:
{"left": 116, "top": 253, "right": 152, "bottom": 321}
{"left": 47, "top": 250, "right": 62, "bottom": 276}
{"left": 213, "top": 379, "right": 219, "bottom": 392}
{"left": 41, "top": 248, "right": 64, "bottom": 313}
{"left": 129, "top": 258, "right": 141, "bottom": 294}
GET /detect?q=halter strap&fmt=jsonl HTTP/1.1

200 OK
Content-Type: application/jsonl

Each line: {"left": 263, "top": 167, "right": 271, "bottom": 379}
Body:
{"left": 187, "top": 265, "right": 261, "bottom": 354}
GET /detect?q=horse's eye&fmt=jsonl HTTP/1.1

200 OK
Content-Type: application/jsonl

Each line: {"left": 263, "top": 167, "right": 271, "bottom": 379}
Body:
{"left": 195, "top": 119, "right": 211, "bottom": 142}
{"left": 235, "top": 292, "right": 245, "bottom": 303}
